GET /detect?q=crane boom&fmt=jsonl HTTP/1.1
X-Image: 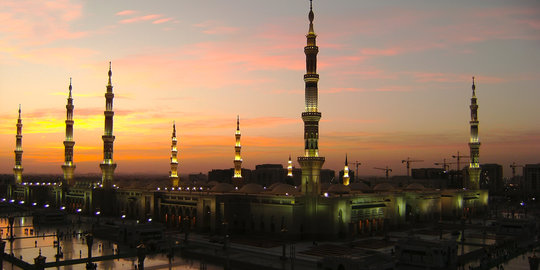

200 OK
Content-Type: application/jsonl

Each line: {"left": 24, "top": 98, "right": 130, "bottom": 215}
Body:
{"left": 401, "top": 157, "right": 424, "bottom": 177}
{"left": 349, "top": 161, "right": 361, "bottom": 183}
{"left": 374, "top": 166, "right": 392, "bottom": 180}
{"left": 451, "top": 151, "right": 470, "bottom": 171}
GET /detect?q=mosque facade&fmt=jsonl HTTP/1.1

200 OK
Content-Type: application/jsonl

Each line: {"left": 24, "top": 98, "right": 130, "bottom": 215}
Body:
{"left": 3, "top": 1, "right": 488, "bottom": 239}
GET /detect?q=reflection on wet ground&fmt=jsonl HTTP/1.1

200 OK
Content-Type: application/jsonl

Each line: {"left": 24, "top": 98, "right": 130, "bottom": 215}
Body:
{"left": 0, "top": 216, "right": 222, "bottom": 270}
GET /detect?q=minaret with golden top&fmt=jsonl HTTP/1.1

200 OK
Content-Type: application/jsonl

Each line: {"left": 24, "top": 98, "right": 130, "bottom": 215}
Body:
{"left": 298, "top": 0, "right": 325, "bottom": 196}
{"left": 468, "top": 77, "right": 481, "bottom": 189}
{"left": 233, "top": 115, "right": 243, "bottom": 180}
{"left": 13, "top": 105, "right": 23, "bottom": 184}
{"left": 170, "top": 121, "right": 179, "bottom": 187}
{"left": 100, "top": 62, "right": 117, "bottom": 188}
{"left": 287, "top": 155, "right": 293, "bottom": 177}
{"left": 343, "top": 154, "right": 350, "bottom": 186}
{"left": 62, "top": 78, "right": 76, "bottom": 185}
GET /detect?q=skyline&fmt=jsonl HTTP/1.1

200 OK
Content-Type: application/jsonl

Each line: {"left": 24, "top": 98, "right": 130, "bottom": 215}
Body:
{"left": 1, "top": 0, "right": 539, "bottom": 178}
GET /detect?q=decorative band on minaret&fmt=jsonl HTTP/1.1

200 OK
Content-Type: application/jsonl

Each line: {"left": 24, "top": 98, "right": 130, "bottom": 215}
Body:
{"left": 62, "top": 78, "right": 76, "bottom": 186}
{"left": 343, "top": 154, "right": 350, "bottom": 186}
{"left": 298, "top": 0, "right": 325, "bottom": 196}
{"left": 468, "top": 76, "right": 481, "bottom": 190}
{"left": 287, "top": 155, "right": 293, "bottom": 177}
{"left": 13, "top": 104, "right": 23, "bottom": 184}
{"left": 100, "top": 62, "right": 117, "bottom": 189}
{"left": 233, "top": 115, "right": 243, "bottom": 180}
{"left": 170, "top": 121, "right": 179, "bottom": 187}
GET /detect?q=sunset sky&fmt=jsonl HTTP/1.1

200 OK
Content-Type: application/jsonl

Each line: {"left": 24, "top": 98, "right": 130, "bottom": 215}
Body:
{"left": 1, "top": 0, "right": 539, "bottom": 178}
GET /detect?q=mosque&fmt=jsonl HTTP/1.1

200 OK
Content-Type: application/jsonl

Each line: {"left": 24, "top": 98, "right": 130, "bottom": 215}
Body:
{"left": 4, "top": 1, "right": 488, "bottom": 239}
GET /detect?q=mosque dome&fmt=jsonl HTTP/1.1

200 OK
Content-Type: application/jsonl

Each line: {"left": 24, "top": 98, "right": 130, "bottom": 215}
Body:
{"left": 238, "top": 183, "right": 264, "bottom": 194}
{"left": 210, "top": 183, "right": 234, "bottom": 193}
{"left": 327, "top": 184, "right": 351, "bottom": 194}
{"left": 373, "top": 183, "right": 394, "bottom": 192}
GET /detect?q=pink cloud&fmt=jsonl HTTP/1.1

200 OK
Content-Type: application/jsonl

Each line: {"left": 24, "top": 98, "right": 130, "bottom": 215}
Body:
{"left": 194, "top": 20, "right": 239, "bottom": 35}
{"left": 0, "top": 1, "right": 86, "bottom": 47}
{"left": 360, "top": 48, "right": 401, "bottom": 56}
{"left": 153, "top": 18, "right": 173, "bottom": 24}
{"left": 120, "top": 14, "right": 163, "bottom": 24}
{"left": 116, "top": 10, "right": 137, "bottom": 16}
{"left": 12, "top": 47, "right": 98, "bottom": 65}
{"left": 323, "top": 86, "right": 410, "bottom": 93}
{"left": 410, "top": 72, "right": 506, "bottom": 84}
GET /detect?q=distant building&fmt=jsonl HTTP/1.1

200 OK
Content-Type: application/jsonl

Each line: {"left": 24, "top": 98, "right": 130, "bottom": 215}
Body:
{"left": 411, "top": 168, "right": 445, "bottom": 180}
{"left": 252, "top": 164, "right": 286, "bottom": 187}
{"left": 188, "top": 173, "right": 207, "bottom": 184}
{"left": 320, "top": 169, "right": 336, "bottom": 184}
{"left": 523, "top": 164, "right": 540, "bottom": 195}
{"left": 480, "top": 163, "right": 503, "bottom": 193}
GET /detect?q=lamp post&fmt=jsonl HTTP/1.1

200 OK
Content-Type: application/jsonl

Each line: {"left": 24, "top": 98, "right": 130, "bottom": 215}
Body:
{"left": 137, "top": 244, "right": 146, "bottom": 270}
{"left": 85, "top": 233, "right": 96, "bottom": 270}
{"left": 280, "top": 228, "right": 288, "bottom": 260}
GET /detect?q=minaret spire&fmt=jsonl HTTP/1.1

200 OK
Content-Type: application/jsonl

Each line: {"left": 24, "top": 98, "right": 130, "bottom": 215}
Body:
{"left": 343, "top": 154, "right": 350, "bottom": 186}
{"left": 62, "top": 78, "right": 76, "bottom": 185}
{"left": 468, "top": 76, "right": 481, "bottom": 190}
{"left": 13, "top": 105, "right": 23, "bottom": 184}
{"left": 100, "top": 62, "right": 117, "bottom": 189}
{"left": 287, "top": 155, "right": 293, "bottom": 177}
{"left": 233, "top": 115, "right": 243, "bottom": 181}
{"left": 170, "top": 121, "right": 179, "bottom": 187}
{"left": 299, "top": 0, "right": 325, "bottom": 196}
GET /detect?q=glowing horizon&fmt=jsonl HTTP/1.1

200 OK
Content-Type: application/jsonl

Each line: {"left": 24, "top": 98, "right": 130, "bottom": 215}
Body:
{"left": 1, "top": 0, "right": 539, "bottom": 178}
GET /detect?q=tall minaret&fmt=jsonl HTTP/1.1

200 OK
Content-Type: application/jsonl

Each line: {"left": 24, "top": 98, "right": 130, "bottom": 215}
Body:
{"left": 100, "top": 62, "right": 117, "bottom": 189}
{"left": 170, "top": 121, "right": 179, "bottom": 187}
{"left": 298, "top": 0, "right": 325, "bottom": 196}
{"left": 287, "top": 155, "right": 293, "bottom": 177}
{"left": 62, "top": 78, "right": 76, "bottom": 186}
{"left": 343, "top": 154, "right": 350, "bottom": 186}
{"left": 233, "top": 115, "right": 243, "bottom": 180}
{"left": 468, "top": 77, "right": 481, "bottom": 190}
{"left": 13, "top": 105, "right": 23, "bottom": 184}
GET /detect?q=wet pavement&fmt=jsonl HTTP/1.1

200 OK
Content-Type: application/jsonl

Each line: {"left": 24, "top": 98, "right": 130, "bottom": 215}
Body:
{"left": 0, "top": 216, "right": 222, "bottom": 270}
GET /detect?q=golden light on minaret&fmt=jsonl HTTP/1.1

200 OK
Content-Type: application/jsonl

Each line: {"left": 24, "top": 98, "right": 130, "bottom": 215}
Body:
{"left": 468, "top": 76, "right": 481, "bottom": 190}
{"left": 287, "top": 155, "right": 293, "bottom": 177}
{"left": 298, "top": 0, "right": 325, "bottom": 196}
{"left": 99, "top": 62, "right": 117, "bottom": 189}
{"left": 13, "top": 104, "right": 23, "bottom": 184}
{"left": 170, "top": 121, "right": 179, "bottom": 187}
{"left": 62, "top": 78, "right": 76, "bottom": 186}
{"left": 233, "top": 115, "right": 243, "bottom": 180}
{"left": 343, "top": 154, "right": 350, "bottom": 186}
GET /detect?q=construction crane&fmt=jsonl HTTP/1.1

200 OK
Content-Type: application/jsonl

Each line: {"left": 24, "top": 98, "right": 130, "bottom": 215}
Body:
{"left": 434, "top": 158, "right": 457, "bottom": 172}
{"left": 509, "top": 162, "right": 524, "bottom": 180}
{"left": 452, "top": 151, "right": 470, "bottom": 171}
{"left": 349, "top": 161, "right": 361, "bottom": 183}
{"left": 374, "top": 166, "right": 392, "bottom": 180}
{"left": 401, "top": 157, "right": 424, "bottom": 177}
